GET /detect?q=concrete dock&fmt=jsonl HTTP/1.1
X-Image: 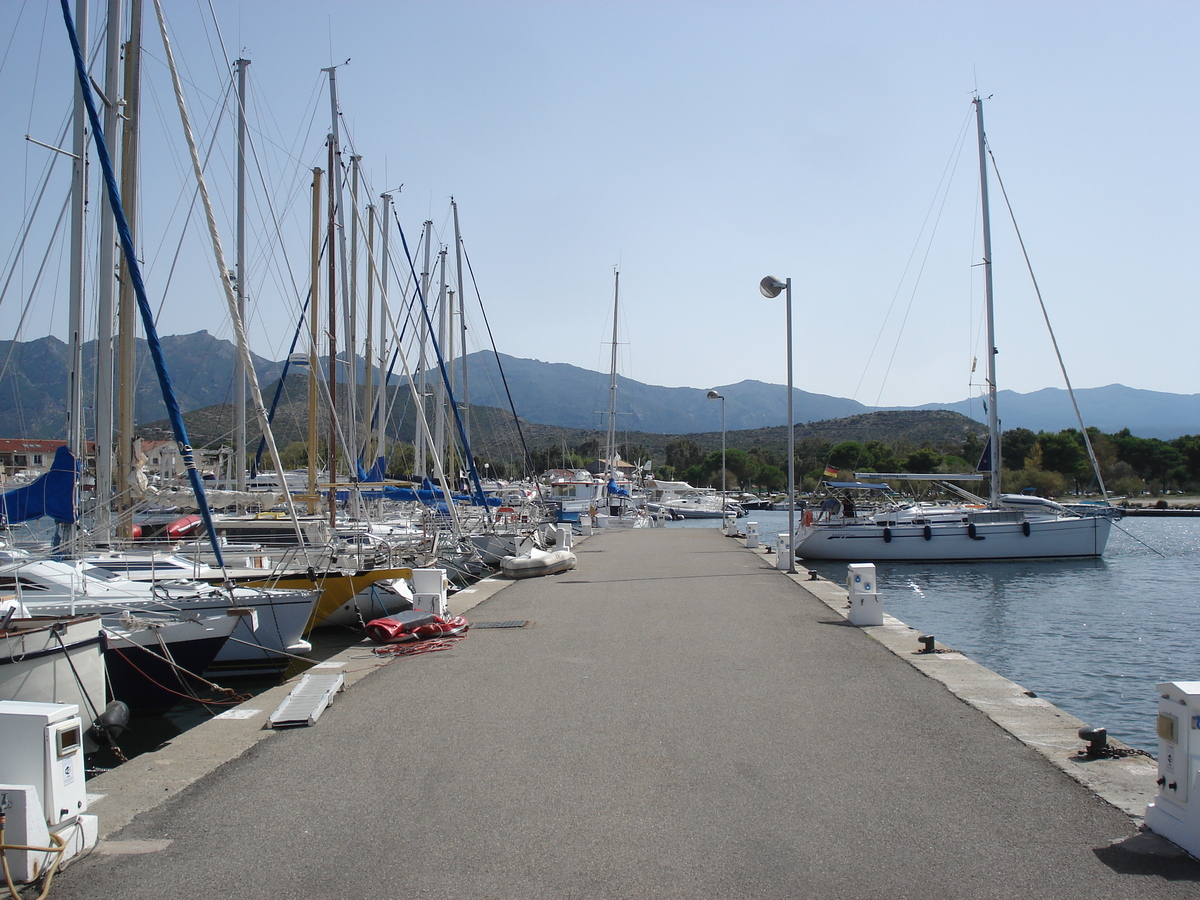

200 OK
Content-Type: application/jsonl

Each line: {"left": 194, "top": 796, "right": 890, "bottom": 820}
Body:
{"left": 47, "top": 527, "right": 1200, "bottom": 898}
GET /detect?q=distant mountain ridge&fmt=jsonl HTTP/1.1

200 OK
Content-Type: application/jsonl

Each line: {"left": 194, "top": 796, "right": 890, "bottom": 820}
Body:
{"left": 457, "top": 351, "right": 1196, "bottom": 440}
{"left": 0, "top": 334, "right": 1193, "bottom": 440}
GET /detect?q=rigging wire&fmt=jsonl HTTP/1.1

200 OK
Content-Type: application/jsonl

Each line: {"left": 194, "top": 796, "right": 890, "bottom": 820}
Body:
{"left": 987, "top": 147, "right": 1110, "bottom": 500}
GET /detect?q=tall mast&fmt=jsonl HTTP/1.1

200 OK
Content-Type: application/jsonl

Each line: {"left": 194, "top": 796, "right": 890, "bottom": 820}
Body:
{"left": 434, "top": 248, "right": 448, "bottom": 474}
{"left": 416, "top": 219, "right": 432, "bottom": 478}
{"left": 307, "top": 167, "right": 322, "bottom": 515}
{"left": 349, "top": 154, "right": 361, "bottom": 464}
{"left": 363, "top": 201, "right": 375, "bottom": 467}
{"left": 453, "top": 199, "right": 469, "bottom": 448}
{"left": 606, "top": 269, "right": 620, "bottom": 479}
{"left": 974, "top": 95, "right": 1001, "bottom": 504}
{"left": 233, "top": 57, "right": 249, "bottom": 492}
{"left": 66, "top": 0, "right": 88, "bottom": 477}
{"left": 326, "top": 133, "right": 338, "bottom": 527}
{"left": 94, "top": 0, "right": 122, "bottom": 544}
{"left": 322, "top": 66, "right": 355, "bottom": 470}
{"left": 376, "top": 192, "right": 392, "bottom": 468}
{"left": 115, "top": 0, "right": 142, "bottom": 541}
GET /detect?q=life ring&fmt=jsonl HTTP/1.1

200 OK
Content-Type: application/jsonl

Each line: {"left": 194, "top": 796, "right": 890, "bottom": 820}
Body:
{"left": 803, "top": 510, "right": 813, "bottom": 527}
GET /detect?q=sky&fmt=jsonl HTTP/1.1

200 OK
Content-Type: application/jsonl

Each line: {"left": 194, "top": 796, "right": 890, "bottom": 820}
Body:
{"left": 1, "top": 0, "right": 1196, "bottom": 413}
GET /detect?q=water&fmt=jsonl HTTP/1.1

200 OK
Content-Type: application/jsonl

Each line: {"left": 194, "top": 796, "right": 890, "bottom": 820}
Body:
{"left": 673, "top": 511, "right": 1200, "bottom": 752}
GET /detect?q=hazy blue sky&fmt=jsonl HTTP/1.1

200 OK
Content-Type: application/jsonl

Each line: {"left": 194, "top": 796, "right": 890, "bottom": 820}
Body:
{"left": 2, "top": 0, "right": 1196, "bottom": 412}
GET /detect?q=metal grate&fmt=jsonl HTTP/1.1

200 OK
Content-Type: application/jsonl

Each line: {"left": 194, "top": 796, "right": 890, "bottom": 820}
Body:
{"left": 269, "top": 671, "right": 345, "bottom": 728}
{"left": 470, "top": 620, "right": 529, "bottom": 629}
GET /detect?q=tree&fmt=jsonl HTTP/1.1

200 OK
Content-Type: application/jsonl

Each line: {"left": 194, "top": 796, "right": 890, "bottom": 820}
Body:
{"left": 756, "top": 464, "right": 786, "bottom": 491}
{"left": 1001, "top": 428, "right": 1038, "bottom": 470}
{"left": 1037, "top": 431, "right": 1087, "bottom": 480}
{"left": 903, "top": 448, "right": 943, "bottom": 472}
{"left": 665, "top": 438, "right": 704, "bottom": 472}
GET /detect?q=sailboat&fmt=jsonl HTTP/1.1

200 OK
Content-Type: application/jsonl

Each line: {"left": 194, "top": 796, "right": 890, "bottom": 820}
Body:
{"left": 791, "top": 96, "right": 1113, "bottom": 562}
{"left": 592, "top": 270, "right": 649, "bottom": 530}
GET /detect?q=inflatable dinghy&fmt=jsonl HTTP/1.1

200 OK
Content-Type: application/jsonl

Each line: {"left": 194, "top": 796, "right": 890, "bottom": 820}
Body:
{"left": 501, "top": 548, "right": 577, "bottom": 579}
{"left": 365, "top": 611, "right": 469, "bottom": 643}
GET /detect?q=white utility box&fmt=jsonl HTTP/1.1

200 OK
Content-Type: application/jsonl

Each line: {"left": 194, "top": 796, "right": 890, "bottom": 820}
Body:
{"left": 410, "top": 567, "right": 448, "bottom": 617}
{"left": 0, "top": 700, "right": 98, "bottom": 882}
{"left": 846, "top": 562, "right": 883, "bottom": 626}
{"left": 745, "top": 522, "right": 759, "bottom": 549}
{"left": 775, "top": 535, "right": 792, "bottom": 571}
{"left": 1144, "top": 681, "right": 1200, "bottom": 858}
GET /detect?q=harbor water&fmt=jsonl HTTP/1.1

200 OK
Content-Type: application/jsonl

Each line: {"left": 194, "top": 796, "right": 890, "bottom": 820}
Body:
{"left": 678, "top": 510, "right": 1200, "bottom": 753}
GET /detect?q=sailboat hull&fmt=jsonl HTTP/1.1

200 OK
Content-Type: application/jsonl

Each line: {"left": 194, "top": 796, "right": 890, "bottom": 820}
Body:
{"left": 794, "top": 514, "right": 1112, "bottom": 562}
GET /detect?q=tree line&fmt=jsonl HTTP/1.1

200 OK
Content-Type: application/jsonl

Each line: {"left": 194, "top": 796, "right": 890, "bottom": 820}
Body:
{"left": 270, "top": 427, "right": 1199, "bottom": 499}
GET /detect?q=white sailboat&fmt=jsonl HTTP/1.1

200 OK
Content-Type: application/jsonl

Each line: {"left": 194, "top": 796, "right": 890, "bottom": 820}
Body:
{"left": 593, "top": 270, "right": 648, "bottom": 529}
{"left": 792, "top": 96, "right": 1113, "bottom": 562}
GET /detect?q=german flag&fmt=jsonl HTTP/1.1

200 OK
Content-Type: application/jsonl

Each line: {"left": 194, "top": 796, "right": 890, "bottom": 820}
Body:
{"left": 823, "top": 465, "right": 838, "bottom": 478}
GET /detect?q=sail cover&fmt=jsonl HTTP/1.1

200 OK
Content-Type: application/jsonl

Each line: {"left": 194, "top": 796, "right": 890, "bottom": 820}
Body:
{"left": 606, "top": 478, "right": 631, "bottom": 498}
{"left": 0, "top": 445, "right": 78, "bottom": 525}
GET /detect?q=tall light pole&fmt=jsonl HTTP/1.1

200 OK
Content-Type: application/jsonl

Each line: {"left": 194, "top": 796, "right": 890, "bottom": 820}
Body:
{"left": 759, "top": 276, "right": 796, "bottom": 574}
{"left": 707, "top": 390, "right": 726, "bottom": 516}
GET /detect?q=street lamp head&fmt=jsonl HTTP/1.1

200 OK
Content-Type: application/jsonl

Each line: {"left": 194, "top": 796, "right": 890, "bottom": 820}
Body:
{"left": 706, "top": 390, "right": 723, "bottom": 401}
{"left": 759, "top": 275, "right": 787, "bottom": 299}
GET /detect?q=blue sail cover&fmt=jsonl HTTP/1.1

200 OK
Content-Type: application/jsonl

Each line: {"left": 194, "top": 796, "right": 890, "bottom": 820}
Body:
{"left": 0, "top": 445, "right": 78, "bottom": 525}
{"left": 606, "top": 478, "right": 631, "bottom": 498}
{"left": 356, "top": 457, "right": 388, "bottom": 483}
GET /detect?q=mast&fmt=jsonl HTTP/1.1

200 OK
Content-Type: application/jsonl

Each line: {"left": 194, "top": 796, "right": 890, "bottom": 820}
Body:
{"left": 322, "top": 66, "right": 355, "bottom": 471}
{"left": 974, "top": 95, "right": 1001, "bottom": 504}
{"left": 115, "top": 0, "right": 142, "bottom": 541}
{"left": 65, "top": 0, "right": 88, "bottom": 550}
{"left": 364, "top": 201, "right": 375, "bottom": 467}
{"left": 453, "top": 199, "right": 469, "bottom": 448}
{"left": 326, "top": 133, "right": 338, "bottom": 527}
{"left": 307, "top": 167, "right": 322, "bottom": 515}
{"left": 349, "top": 154, "right": 361, "bottom": 465}
{"left": 416, "top": 220, "right": 432, "bottom": 478}
{"left": 605, "top": 269, "right": 620, "bottom": 479}
{"left": 233, "top": 57, "right": 249, "bottom": 492}
{"left": 434, "top": 248, "right": 448, "bottom": 475}
{"left": 94, "top": 0, "right": 122, "bottom": 544}
{"left": 376, "top": 192, "right": 392, "bottom": 468}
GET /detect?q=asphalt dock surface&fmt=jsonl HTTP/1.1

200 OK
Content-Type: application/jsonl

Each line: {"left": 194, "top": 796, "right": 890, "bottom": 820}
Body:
{"left": 49, "top": 527, "right": 1200, "bottom": 899}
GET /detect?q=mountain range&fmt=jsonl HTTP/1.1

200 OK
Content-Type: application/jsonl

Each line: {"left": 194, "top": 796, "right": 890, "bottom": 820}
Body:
{"left": 0, "top": 332, "right": 1193, "bottom": 441}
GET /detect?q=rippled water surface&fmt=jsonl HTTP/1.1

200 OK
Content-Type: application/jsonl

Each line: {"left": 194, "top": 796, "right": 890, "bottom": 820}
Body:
{"left": 678, "top": 511, "right": 1200, "bottom": 752}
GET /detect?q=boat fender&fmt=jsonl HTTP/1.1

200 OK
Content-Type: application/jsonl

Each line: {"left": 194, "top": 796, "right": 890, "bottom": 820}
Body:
{"left": 923, "top": 525, "right": 932, "bottom": 541}
{"left": 967, "top": 522, "right": 977, "bottom": 540}
{"left": 1022, "top": 521, "right": 1031, "bottom": 537}
{"left": 882, "top": 527, "right": 892, "bottom": 543}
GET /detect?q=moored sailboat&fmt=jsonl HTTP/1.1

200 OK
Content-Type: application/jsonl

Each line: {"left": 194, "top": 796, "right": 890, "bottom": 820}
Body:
{"left": 791, "top": 96, "right": 1114, "bottom": 562}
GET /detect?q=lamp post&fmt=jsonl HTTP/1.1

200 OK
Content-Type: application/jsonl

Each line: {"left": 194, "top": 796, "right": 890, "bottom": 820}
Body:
{"left": 759, "top": 275, "right": 796, "bottom": 574}
{"left": 706, "top": 390, "right": 726, "bottom": 517}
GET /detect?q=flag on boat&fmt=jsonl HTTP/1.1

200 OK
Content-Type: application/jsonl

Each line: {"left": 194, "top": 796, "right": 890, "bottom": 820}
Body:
{"left": 823, "top": 465, "right": 838, "bottom": 478}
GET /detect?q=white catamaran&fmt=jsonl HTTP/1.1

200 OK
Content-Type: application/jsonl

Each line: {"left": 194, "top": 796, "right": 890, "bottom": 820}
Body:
{"left": 791, "top": 97, "right": 1113, "bottom": 562}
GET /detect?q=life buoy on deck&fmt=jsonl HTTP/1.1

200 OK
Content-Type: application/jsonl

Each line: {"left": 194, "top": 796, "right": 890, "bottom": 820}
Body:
{"left": 803, "top": 510, "right": 813, "bottom": 527}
